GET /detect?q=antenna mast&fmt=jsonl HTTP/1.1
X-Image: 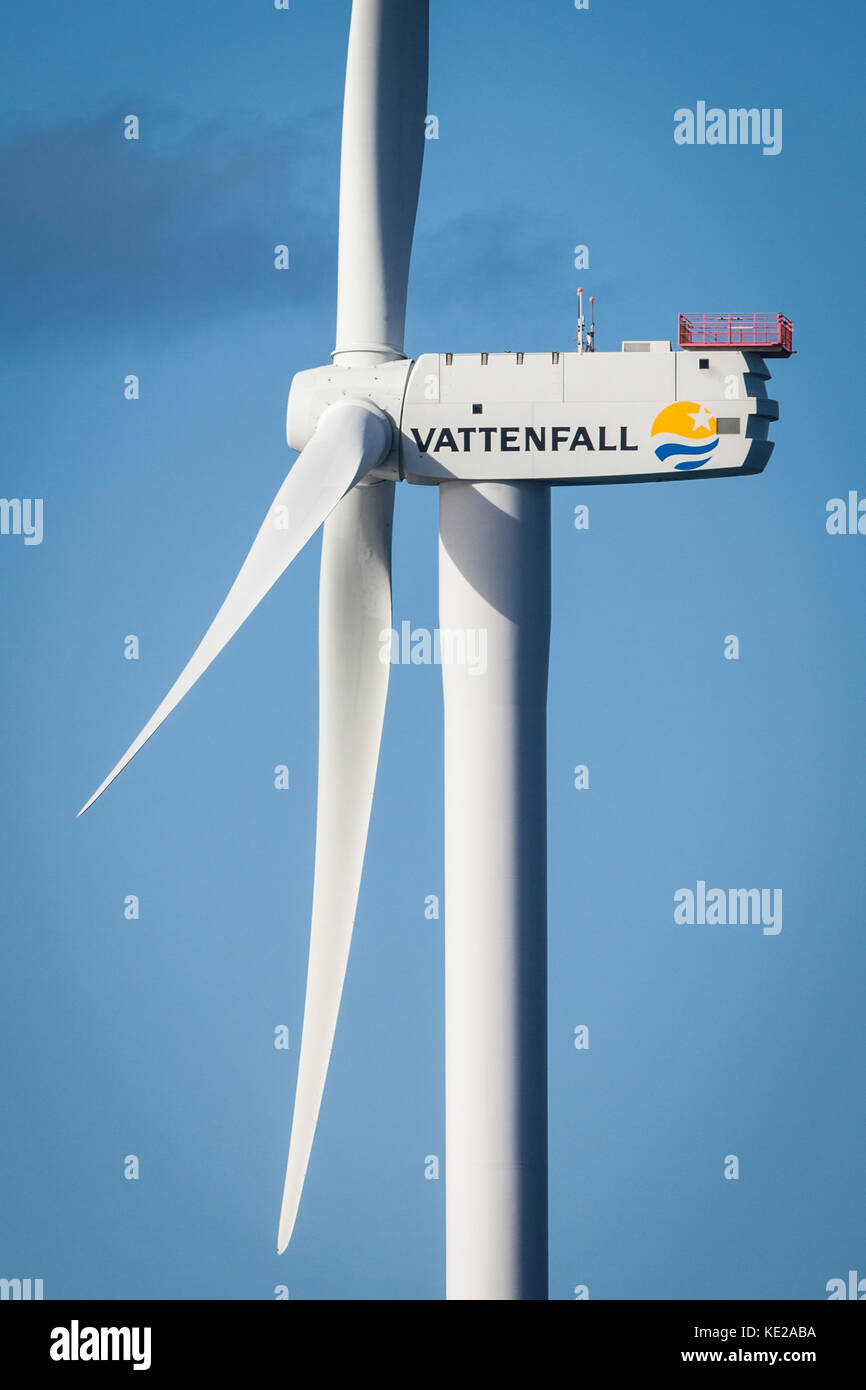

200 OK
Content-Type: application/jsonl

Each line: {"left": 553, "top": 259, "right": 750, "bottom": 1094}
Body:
{"left": 576, "top": 287, "right": 596, "bottom": 353}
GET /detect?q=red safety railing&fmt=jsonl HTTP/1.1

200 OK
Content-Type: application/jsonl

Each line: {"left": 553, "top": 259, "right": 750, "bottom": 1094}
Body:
{"left": 678, "top": 312, "right": 794, "bottom": 355}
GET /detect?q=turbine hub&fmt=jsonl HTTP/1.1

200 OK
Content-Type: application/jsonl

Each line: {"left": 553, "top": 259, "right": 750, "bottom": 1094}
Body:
{"left": 286, "top": 360, "right": 413, "bottom": 481}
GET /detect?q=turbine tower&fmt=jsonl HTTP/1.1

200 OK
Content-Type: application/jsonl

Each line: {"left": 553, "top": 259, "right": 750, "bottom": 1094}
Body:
{"left": 79, "top": 0, "right": 791, "bottom": 1300}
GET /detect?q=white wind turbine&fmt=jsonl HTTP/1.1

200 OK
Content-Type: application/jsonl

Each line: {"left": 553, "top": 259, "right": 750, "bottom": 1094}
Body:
{"left": 80, "top": 0, "right": 789, "bottom": 1300}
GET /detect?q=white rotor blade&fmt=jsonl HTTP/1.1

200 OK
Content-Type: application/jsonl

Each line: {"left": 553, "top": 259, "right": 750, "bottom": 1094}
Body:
{"left": 335, "top": 0, "right": 428, "bottom": 359}
{"left": 77, "top": 399, "right": 391, "bottom": 817}
{"left": 277, "top": 479, "right": 394, "bottom": 1252}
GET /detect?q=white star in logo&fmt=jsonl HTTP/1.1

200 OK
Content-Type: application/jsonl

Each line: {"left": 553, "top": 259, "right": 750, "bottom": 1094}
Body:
{"left": 687, "top": 404, "right": 714, "bottom": 434}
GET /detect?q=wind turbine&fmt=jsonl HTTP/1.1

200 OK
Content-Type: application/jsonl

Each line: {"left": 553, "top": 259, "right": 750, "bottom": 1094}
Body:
{"left": 79, "top": 0, "right": 790, "bottom": 1300}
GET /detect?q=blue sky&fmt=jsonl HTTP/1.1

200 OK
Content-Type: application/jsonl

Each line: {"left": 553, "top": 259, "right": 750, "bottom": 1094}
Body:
{"left": 1, "top": 0, "right": 864, "bottom": 1300}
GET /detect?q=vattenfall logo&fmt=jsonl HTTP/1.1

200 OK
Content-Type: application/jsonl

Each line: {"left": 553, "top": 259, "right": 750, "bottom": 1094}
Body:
{"left": 651, "top": 401, "right": 718, "bottom": 471}
{"left": 410, "top": 425, "right": 639, "bottom": 455}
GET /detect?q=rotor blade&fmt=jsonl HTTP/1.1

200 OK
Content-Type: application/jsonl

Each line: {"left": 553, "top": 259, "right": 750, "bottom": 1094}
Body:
{"left": 77, "top": 399, "right": 391, "bottom": 818}
{"left": 277, "top": 478, "right": 394, "bottom": 1252}
{"left": 334, "top": 0, "right": 429, "bottom": 360}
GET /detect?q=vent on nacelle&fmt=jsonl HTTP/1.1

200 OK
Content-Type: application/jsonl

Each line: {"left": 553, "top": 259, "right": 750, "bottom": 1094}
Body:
{"left": 621, "top": 340, "right": 671, "bottom": 353}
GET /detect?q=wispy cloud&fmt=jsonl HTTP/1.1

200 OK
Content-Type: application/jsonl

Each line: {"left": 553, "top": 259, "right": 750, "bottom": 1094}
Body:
{"left": 408, "top": 204, "right": 572, "bottom": 350}
{"left": 0, "top": 104, "right": 338, "bottom": 342}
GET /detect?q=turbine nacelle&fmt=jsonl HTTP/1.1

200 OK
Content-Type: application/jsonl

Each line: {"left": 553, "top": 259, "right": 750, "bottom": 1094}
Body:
{"left": 287, "top": 346, "right": 780, "bottom": 488}
{"left": 401, "top": 347, "right": 778, "bottom": 484}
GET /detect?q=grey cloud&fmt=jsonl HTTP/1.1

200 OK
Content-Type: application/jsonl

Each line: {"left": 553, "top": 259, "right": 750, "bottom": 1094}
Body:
{"left": 408, "top": 204, "right": 569, "bottom": 346}
{"left": 0, "top": 104, "right": 339, "bottom": 341}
